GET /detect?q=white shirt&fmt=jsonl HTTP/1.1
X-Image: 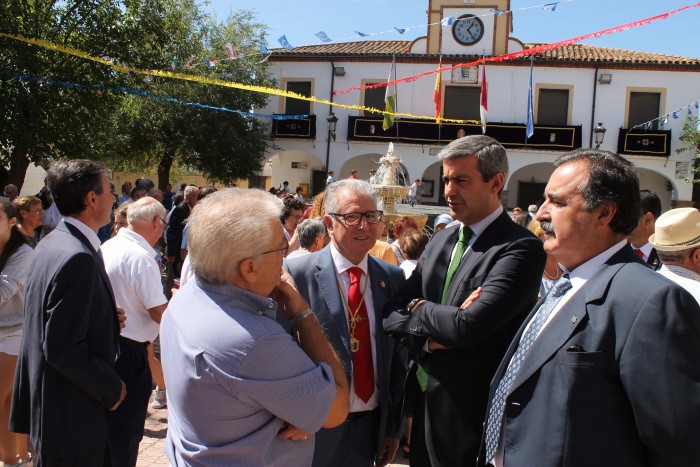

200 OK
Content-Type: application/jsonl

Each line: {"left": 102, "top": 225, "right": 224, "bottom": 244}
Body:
{"left": 400, "top": 259, "right": 417, "bottom": 278}
{"left": 329, "top": 243, "right": 379, "bottom": 412}
{"left": 632, "top": 241, "right": 654, "bottom": 262}
{"left": 449, "top": 204, "right": 503, "bottom": 265}
{"left": 658, "top": 264, "right": 700, "bottom": 304}
{"left": 408, "top": 183, "right": 417, "bottom": 197}
{"left": 100, "top": 228, "right": 167, "bottom": 343}
{"left": 63, "top": 216, "right": 101, "bottom": 252}
{"left": 493, "top": 239, "right": 627, "bottom": 467}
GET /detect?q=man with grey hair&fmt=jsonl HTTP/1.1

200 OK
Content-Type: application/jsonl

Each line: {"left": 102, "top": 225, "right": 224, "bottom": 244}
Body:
{"left": 286, "top": 218, "right": 328, "bottom": 260}
{"left": 286, "top": 179, "right": 406, "bottom": 467}
{"left": 160, "top": 188, "right": 349, "bottom": 466}
{"left": 383, "top": 135, "right": 546, "bottom": 466}
{"left": 100, "top": 196, "right": 168, "bottom": 466}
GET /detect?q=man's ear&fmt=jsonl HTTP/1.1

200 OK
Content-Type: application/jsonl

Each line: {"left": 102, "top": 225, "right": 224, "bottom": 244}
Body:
{"left": 490, "top": 173, "right": 505, "bottom": 194}
{"left": 323, "top": 214, "right": 334, "bottom": 233}
{"left": 596, "top": 202, "right": 618, "bottom": 228}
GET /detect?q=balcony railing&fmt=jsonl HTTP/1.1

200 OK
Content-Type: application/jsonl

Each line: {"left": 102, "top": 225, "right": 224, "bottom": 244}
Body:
{"left": 271, "top": 114, "right": 317, "bottom": 139}
{"left": 617, "top": 128, "right": 671, "bottom": 157}
{"left": 347, "top": 116, "right": 582, "bottom": 151}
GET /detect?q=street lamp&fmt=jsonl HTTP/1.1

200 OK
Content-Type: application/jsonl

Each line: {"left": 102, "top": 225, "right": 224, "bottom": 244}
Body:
{"left": 327, "top": 113, "right": 338, "bottom": 141}
{"left": 593, "top": 122, "right": 607, "bottom": 148}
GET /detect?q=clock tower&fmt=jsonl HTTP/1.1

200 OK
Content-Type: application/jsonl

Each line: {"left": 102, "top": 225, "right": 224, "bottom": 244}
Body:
{"left": 426, "top": 0, "right": 512, "bottom": 55}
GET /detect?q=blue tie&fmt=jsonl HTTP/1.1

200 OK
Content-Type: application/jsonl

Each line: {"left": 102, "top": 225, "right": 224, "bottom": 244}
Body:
{"left": 484, "top": 275, "right": 573, "bottom": 462}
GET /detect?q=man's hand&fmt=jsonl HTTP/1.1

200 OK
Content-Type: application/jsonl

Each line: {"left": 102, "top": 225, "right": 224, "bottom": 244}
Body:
{"left": 277, "top": 422, "right": 312, "bottom": 441}
{"left": 110, "top": 381, "right": 127, "bottom": 411}
{"left": 116, "top": 307, "right": 126, "bottom": 331}
{"left": 271, "top": 269, "right": 308, "bottom": 320}
{"left": 378, "top": 436, "right": 400, "bottom": 466}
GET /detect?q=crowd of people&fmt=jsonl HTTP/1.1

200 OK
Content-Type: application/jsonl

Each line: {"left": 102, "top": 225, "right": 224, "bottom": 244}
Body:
{"left": 0, "top": 134, "right": 698, "bottom": 467}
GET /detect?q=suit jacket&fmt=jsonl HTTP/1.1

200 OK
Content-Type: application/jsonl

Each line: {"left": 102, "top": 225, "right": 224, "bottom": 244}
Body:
{"left": 477, "top": 245, "right": 700, "bottom": 467}
{"left": 10, "top": 220, "right": 123, "bottom": 457}
{"left": 383, "top": 211, "right": 546, "bottom": 466}
{"left": 647, "top": 246, "right": 662, "bottom": 271}
{"left": 286, "top": 247, "right": 405, "bottom": 466}
{"left": 166, "top": 202, "right": 190, "bottom": 258}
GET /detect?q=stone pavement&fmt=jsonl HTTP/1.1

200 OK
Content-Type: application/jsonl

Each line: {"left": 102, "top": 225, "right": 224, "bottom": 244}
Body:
{"left": 137, "top": 393, "right": 409, "bottom": 466}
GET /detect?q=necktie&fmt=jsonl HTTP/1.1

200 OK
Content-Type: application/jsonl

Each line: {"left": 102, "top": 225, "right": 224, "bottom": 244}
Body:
{"left": 347, "top": 267, "right": 375, "bottom": 403}
{"left": 417, "top": 226, "right": 473, "bottom": 392}
{"left": 483, "top": 275, "right": 573, "bottom": 462}
{"left": 634, "top": 248, "right": 644, "bottom": 258}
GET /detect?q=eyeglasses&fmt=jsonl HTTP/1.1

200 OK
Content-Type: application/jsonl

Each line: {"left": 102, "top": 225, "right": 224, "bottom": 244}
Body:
{"left": 29, "top": 208, "right": 44, "bottom": 215}
{"left": 251, "top": 244, "right": 289, "bottom": 258}
{"left": 158, "top": 217, "right": 169, "bottom": 227}
{"left": 289, "top": 214, "right": 304, "bottom": 220}
{"left": 331, "top": 210, "right": 384, "bottom": 226}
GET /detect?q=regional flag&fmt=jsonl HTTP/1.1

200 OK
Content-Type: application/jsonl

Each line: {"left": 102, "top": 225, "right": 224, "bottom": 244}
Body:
{"left": 383, "top": 54, "right": 397, "bottom": 131}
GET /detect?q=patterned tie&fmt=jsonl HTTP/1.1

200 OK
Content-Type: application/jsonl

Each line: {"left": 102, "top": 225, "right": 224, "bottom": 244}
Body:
{"left": 416, "top": 226, "right": 473, "bottom": 392}
{"left": 347, "top": 267, "right": 375, "bottom": 403}
{"left": 483, "top": 275, "right": 572, "bottom": 462}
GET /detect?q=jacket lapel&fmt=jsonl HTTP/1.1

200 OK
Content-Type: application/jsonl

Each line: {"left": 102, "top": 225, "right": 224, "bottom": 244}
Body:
{"left": 508, "top": 248, "right": 632, "bottom": 394}
{"left": 314, "top": 249, "right": 351, "bottom": 360}
{"left": 368, "top": 257, "right": 390, "bottom": 384}
{"left": 428, "top": 226, "right": 459, "bottom": 303}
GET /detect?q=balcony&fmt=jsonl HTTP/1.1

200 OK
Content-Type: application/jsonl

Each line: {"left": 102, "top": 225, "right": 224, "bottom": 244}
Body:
{"left": 346, "top": 116, "right": 582, "bottom": 151}
{"left": 617, "top": 128, "right": 671, "bottom": 158}
{"left": 271, "top": 114, "right": 317, "bottom": 139}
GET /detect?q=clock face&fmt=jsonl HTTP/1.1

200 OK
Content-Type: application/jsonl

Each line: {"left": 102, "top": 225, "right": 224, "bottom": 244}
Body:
{"left": 452, "top": 14, "right": 484, "bottom": 46}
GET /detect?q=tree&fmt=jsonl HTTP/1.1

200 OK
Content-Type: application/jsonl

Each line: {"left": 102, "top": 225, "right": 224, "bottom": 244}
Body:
{"left": 95, "top": 6, "right": 275, "bottom": 188}
{"left": 675, "top": 113, "right": 700, "bottom": 205}
{"left": 0, "top": 0, "right": 185, "bottom": 190}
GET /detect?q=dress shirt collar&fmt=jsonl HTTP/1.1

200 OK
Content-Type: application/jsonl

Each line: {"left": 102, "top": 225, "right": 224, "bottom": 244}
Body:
{"left": 64, "top": 216, "right": 102, "bottom": 252}
{"left": 460, "top": 204, "right": 504, "bottom": 240}
{"left": 194, "top": 277, "right": 279, "bottom": 320}
{"left": 117, "top": 227, "right": 158, "bottom": 259}
{"left": 561, "top": 239, "right": 628, "bottom": 290}
{"left": 633, "top": 241, "right": 654, "bottom": 260}
{"left": 329, "top": 242, "right": 369, "bottom": 277}
{"left": 662, "top": 264, "right": 700, "bottom": 282}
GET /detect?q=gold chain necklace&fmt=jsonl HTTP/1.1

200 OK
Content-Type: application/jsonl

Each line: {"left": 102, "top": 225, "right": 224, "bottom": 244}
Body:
{"left": 336, "top": 270, "right": 369, "bottom": 353}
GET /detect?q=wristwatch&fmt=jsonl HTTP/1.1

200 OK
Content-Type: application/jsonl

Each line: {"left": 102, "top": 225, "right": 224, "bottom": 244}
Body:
{"left": 406, "top": 298, "right": 423, "bottom": 313}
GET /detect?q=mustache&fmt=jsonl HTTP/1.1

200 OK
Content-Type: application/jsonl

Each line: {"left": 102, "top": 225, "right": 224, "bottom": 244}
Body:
{"left": 540, "top": 221, "right": 555, "bottom": 235}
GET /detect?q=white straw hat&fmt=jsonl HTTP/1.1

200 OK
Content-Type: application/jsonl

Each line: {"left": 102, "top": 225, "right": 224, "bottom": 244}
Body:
{"left": 648, "top": 207, "right": 700, "bottom": 251}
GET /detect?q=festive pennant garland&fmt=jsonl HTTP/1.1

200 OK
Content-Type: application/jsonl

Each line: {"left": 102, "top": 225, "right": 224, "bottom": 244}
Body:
{"left": 635, "top": 99, "right": 700, "bottom": 130}
{"left": 1, "top": 70, "right": 312, "bottom": 120}
{"left": 333, "top": 2, "right": 700, "bottom": 95}
{"left": 1, "top": 3, "right": 698, "bottom": 124}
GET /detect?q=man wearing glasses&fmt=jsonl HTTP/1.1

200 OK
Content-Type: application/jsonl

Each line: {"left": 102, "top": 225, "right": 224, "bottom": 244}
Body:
{"left": 286, "top": 179, "right": 406, "bottom": 467}
{"left": 383, "top": 135, "right": 546, "bottom": 466}
{"left": 160, "top": 188, "right": 349, "bottom": 466}
{"left": 100, "top": 196, "right": 169, "bottom": 466}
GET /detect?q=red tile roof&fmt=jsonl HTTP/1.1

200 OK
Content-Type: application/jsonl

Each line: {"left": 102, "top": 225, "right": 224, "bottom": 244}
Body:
{"left": 270, "top": 40, "right": 700, "bottom": 68}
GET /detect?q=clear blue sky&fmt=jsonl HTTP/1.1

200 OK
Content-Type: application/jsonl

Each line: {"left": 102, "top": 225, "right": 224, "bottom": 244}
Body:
{"left": 206, "top": 0, "right": 699, "bottom": 58}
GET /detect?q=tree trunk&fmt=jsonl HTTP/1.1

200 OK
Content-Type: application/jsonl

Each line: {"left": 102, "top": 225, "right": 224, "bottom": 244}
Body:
{"left": 157, "top": 148, "right": 175, "bottom": 190}
{"left": 8, "top": 145, "right": 31, "bottom": 193}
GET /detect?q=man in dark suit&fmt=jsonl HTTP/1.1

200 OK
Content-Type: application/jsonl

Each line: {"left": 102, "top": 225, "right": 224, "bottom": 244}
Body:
{"left": 628, "top": 189, "right": 662, "bottom": 270}
{"left": 165, "top": 185, "right": 198, "bottom": 293}
{"left": 478, "top": 149, "right": 700, "bottom": 467}
{"left": 286, "top": 179, "right": 405, "bottom": 467}
{"left": 383, "top": 135, "right": 546, "bottom": 467}
{"left": 10, "top": 159, "right": 126, "bottom": 466}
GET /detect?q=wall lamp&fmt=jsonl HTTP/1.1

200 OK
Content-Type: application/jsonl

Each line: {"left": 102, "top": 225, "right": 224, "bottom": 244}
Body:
{"left": 334, "top": 66, "right": 346, "bottom": 77}
{"left": 598, "top": 73, "right": 612, "bottom": 85}
{"left": 327, "top": 113, "right": 339, "bottom": 141}
{"left": 593, "top": 122, "right": 607, "bottom": 148}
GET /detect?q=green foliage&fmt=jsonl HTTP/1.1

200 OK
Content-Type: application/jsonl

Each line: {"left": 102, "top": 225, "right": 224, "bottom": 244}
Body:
{"left": 675, "top": 114, "right": 700, "bottom": 183}
{"left": 0, "top": 0, "right": 275, "bottom": 188}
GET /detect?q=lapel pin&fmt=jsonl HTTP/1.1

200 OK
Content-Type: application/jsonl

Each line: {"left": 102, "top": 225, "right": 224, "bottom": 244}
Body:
{"left": 571, "top": 315, "right": 577, "bottom": 323}
{"left": 379, "top": 280, "right": 386, "bottom": 288}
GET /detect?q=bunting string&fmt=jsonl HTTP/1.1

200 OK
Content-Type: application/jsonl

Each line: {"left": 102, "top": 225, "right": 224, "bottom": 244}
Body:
{"left": 1, "top": 3, "right": 698, "bottom": 124}
{"left": 632, "top": 99, "right": 700, "bottom": 130}
{"left": 332, "top": 2, "right": 700, "bottom": 95}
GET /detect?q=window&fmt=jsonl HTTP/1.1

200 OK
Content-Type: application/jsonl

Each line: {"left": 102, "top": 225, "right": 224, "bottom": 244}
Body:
{"left": 537, "top": 89, "right": 570, "bottom": 125}
{"left": 362, "top": 83, "right": 385, "bottom": 116}
{"left": 285, "top": 81, "right": 312, "bottom": 115}
{"left": 443, "top": 86, "right": 480, "bottom": 121}
{"left": 628, "top": 92, "right": 661, "bottom": 130}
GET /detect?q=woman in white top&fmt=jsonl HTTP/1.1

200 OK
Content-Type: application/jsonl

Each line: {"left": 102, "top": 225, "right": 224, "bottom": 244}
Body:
{"left": 0, "top": 200, "right": 34, "bottom": 466}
